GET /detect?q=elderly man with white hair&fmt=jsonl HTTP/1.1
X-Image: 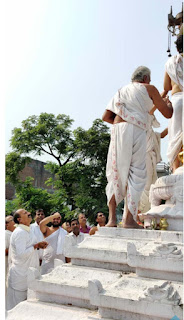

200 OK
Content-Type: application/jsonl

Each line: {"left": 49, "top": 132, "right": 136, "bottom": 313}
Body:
{"left": 102, "top": 66, "right": 173, "bottom": 229}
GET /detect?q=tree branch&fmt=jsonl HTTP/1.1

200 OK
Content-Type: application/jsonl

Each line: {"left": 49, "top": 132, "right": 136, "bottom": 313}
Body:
{"left": 39, "top": 146, "right": 52, "bottom": 156}
{"left": 62, "top": 152, "right": 76, "bottom": 166}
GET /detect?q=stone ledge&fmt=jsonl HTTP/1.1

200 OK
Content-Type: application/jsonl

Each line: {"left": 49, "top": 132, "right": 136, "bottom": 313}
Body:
{"left": 96, "top": 228, "right": 183, "bottom": 243}
{"left": 6, "top": 300, "right": 100, "bottom": 320}
{"left": 27, "top": 265, "right": 122, "bottom": 309}
{"left": 89, "top": 278, "right": 183, "bottom": 320}
{"left": 127, "top": 242, "right": 183, "bottom": 281}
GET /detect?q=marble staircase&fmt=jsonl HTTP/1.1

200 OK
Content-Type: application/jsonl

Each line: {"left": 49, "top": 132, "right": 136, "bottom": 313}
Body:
{"left": 7, "top": 227, "right": 183, "bottom": 320}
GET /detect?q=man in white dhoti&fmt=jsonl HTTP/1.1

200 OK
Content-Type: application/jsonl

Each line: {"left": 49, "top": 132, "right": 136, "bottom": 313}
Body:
{"left": 138, "top": 114, "right": 162, "bottom": 213}
{"left": 30, "top": 209, "right": 45, "bottom": 265}
{"left": 6, "top": 209, "right": 48, "bottom": 310}
{"left": 40, "top": 212, "right": 67, "bottom": 274}
{"left": 161, "top": 34, "right": 183, "bottom": 172}
{"left": 102, "top": 66, "right": 173, "bottom": 228}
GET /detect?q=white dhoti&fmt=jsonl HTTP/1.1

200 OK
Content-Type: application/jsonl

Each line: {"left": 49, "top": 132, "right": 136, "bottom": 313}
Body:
{"left": 6, "top": 285, "right": 27, "bottom": 311}
{"left": 41, "top": 227, "right": 67, "bottom": 275}
{"left": 106, "top": 122, "right": 147, "bottom": 221}
{"left": 105, "top": 82, "right": 153, "bottom": 221}
{"left": 167, "top": 92, "right": 183, "bottom": 166}
{"left": 139, "top": 115, "right": 161, "bottom": 213}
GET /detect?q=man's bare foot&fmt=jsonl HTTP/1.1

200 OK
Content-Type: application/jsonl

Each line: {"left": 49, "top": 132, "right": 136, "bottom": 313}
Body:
{"left": 105, "top": 221, "right": 117, "bottom": 227}
{"left": 122, "top": 220, "right": 144, "bottom": 229}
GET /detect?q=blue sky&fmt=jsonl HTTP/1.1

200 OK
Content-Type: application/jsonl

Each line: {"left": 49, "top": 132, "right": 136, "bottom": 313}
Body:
{"left": 5, "top": 0, "right": 182, "bottom": 163}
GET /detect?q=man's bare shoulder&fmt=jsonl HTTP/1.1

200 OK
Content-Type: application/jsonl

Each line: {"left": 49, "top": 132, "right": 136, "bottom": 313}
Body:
{"left": 142, "top": 84, "right": 157, "bottom": 91}
{"left": 142, "top": 84, "right": 159, "bottom": 97}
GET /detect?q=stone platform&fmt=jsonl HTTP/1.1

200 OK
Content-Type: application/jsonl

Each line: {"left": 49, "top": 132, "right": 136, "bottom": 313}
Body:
{"left": 6, "top": 301, "right": 101, "bottom": 320}
{"left": 6, "top": 227, "right": 183, "bottom": 320}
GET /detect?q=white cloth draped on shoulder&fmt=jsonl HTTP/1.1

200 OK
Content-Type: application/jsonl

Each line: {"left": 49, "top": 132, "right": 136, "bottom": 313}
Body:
{"left": 41, "top": 227, "right": 67, "bottom": 275}
{"left": 106, "top": 82, "right": 153, "bottom": 221}
{"left": 106, "top": 82, "right": 153, "bottom": 130}
{"left": 30, "top": 221, "right": 44, "bottom": 260}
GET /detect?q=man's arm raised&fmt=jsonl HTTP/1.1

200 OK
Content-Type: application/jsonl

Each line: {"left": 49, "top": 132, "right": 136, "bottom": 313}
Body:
{"left": 39, "top": 212, "right": 61, "bottom": 235}
{"left": 147, "top": 85, "right": 173, "bottom": 119}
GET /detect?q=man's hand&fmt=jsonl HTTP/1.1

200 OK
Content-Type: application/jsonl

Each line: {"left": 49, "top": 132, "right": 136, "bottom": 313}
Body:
{"left": 163, "top": 96, "right": 170, "bottom": 103}
{"left": 40, "top": 212, "right": 61, "bottom": 234}
{"left": 52, "top": 212, "right": 61, "bottom": 220}
{"left": 34, "top": 241, "right": 48, "bottom": 250}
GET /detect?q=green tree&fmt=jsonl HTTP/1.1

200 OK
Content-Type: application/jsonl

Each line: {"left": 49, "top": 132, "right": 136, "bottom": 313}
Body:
{"left": 6, "top": 113, "right": 110, "bottom": 223}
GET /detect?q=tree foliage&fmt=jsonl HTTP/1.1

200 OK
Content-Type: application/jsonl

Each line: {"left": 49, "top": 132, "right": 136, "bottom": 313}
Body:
{"left": 6, "top": 113, "right": 110, "bottom": 223}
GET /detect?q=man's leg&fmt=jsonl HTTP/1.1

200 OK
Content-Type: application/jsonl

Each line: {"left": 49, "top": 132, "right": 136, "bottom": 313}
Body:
{"left": 6, "top": 285, "right": 27, "bottom": 310}
{"left": 122, "top": 209, "right": 143, "bottom": 229}
{"left": 106, "top": 195, "right": 117, "bottom": 227}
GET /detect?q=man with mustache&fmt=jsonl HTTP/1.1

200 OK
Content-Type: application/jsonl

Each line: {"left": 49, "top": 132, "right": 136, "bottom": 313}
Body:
{"left": 64, "top": 218, "right": 85, "bottom": 262}
{"left": 40, "top": 212, "right": 67, "bottom": 274}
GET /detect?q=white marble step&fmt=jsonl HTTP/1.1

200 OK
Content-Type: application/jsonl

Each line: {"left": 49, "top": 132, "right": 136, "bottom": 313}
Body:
{"left": 127, "top": 241, "right": 183, "bottom": 282}
{"left": 96, "top": 227, "right": 183, "bottom": 243}
{"left": 64, "top": 230, "right": 183, "bottom": 273}
{"left": 66, "top": 236, "right": 146, "bottom": 271}
{"left": 89, "top": 276, "right": 183, "bottom": 320}
{"left": 6, "top": 301, "right": 101, "bottom": 320}
{"left": 27, "top": 264, "right": 122, "bottom": 309}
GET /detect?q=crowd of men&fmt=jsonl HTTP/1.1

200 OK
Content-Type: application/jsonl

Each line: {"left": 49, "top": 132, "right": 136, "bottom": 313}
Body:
{"left": 5, "top": 209, "right": 106, "bottom": 311}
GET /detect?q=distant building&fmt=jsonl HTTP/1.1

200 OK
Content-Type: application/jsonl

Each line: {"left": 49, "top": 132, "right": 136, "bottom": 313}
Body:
{"left": 6, "top": 159, "right": 55, "bottom": 200}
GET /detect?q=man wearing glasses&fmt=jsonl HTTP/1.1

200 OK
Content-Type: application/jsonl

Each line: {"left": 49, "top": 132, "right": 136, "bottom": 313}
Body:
{"left": 6, "top": 209, "right": 48, "bottom": 311}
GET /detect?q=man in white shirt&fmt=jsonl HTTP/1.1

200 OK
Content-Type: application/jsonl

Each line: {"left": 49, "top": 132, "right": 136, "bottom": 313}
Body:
{"left": 30, "top": 209, "right": 45, "bottom": 265}
{"left": 89, "top": 212, "right": 106, "bottom": 235}
{"left": 6, "top": 209, "right": 48, "bottom": 311}
{"left": 64, "top": 218, "right": 84, "bottom": 262}
{"left": 5, "top": 216, "right": 16, "bottom": 286}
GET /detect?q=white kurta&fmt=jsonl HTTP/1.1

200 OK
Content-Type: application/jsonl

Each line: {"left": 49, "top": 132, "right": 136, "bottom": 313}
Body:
{"left": 41, "top": 227, "right": 67, "bottom": 275}
{"left": 165, "top": 54, "right": 183, "bottom": 166}
{"left": 64, "top": 232, "right": 84, "bottom": 258}
{"left": 106, "top": 82, "right": 153, "bottom": 221}
{"left": 139, "top": 115, "right": 161, "bottom": 213}
{"left": 6, "top": 225, "right": 39, "bottom": 310}
{"left": 30, "top": 222, "right": 44, "bottom": 260}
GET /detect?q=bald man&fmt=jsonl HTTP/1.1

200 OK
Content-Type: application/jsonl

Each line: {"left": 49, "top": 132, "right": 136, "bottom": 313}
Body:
{"left": 6, "top": 209, "right": 48, "bottom": 311}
